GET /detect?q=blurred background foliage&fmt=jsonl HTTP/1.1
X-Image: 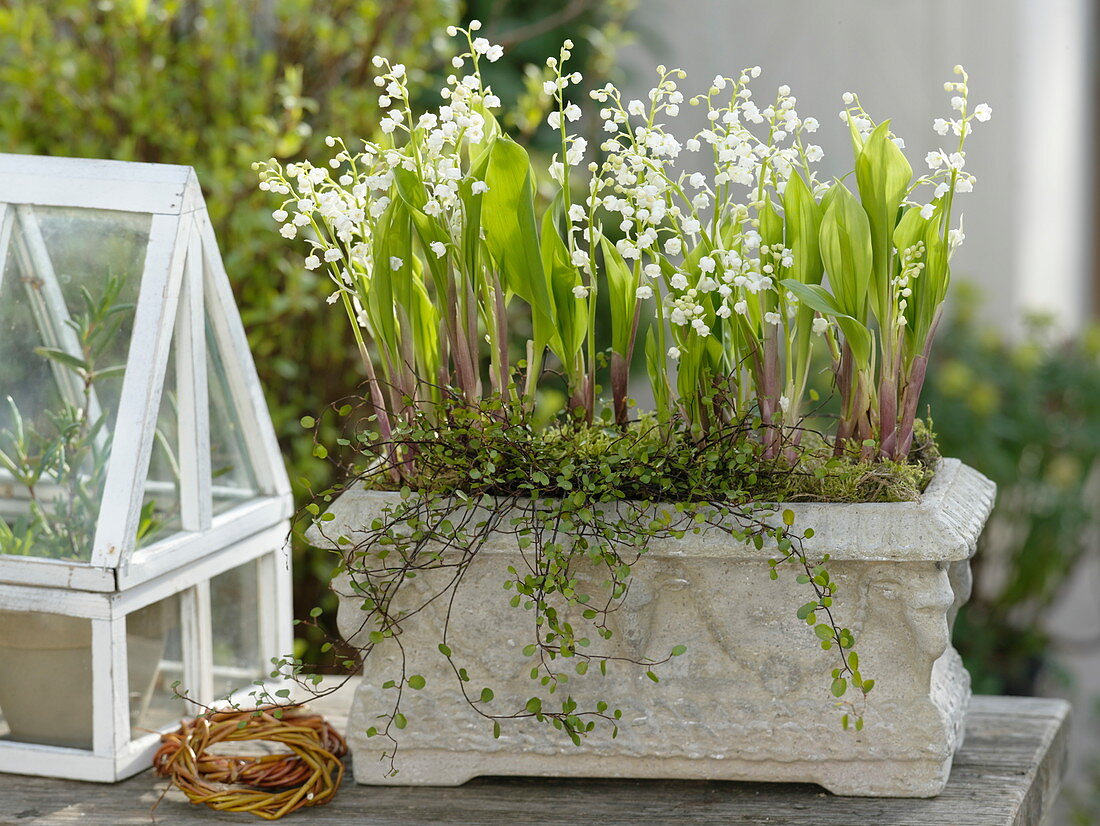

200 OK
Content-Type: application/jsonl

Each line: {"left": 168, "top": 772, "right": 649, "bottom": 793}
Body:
{"left": 925, "top": 290, "right": 1100, "bottom": 822}
{"left": 0, "top": 0, "right": 636, "bottom": 664}
{"left": 924, "top": 287, "right": 1100, "bottom": 698}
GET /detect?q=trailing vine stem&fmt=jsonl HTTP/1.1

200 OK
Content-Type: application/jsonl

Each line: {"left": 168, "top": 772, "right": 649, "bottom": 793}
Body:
{"left": 767, "top": 524, "right": 873, "bottom": 731}
{"left": 227, "top": 392, "right": 873, "bottom": 775}
{"left": 167, "top": 381, "right": 907, "bottom": 779}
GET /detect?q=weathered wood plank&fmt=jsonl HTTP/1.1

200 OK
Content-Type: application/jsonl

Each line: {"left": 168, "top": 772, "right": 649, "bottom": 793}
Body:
{"left": 0, "top": 693, "right": 1069, "bottom": 825}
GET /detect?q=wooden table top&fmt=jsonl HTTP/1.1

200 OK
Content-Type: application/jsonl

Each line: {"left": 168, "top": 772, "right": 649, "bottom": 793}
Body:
{"left": 0, "top": 687, "right": 1070, "bottom": 826}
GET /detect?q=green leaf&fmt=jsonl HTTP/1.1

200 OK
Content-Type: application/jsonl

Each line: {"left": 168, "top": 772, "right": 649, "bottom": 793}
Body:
{"left": 796, "top": 602, "right": 818, "bottom": 621}
{"left": 783, "top": 172, "right": 823, "bottom": 286}
{"left": 758, "top": 198, "right": 784, "bottom": 251}
{"left": 670, "top": 645, "right": 687, "bottom": 657}
{"left": 781, "top": 280, "right": 874, "bottom": 367}
{"left": 541, "top": 192, "right": 586, "bottom": 364}
{"left": 393, "top": 713, "right": 408, "bottom": 730}
{"left": 89, "top": 363, "right": 127, "bottom": 381}
{"left": 459, "top": 148, "right": 491, "bottom": 276}
{"left": 817, "top": 182, "right": 872, "bottom": 321}
{"left": 831, "top": 677, "right": 847, "bottom": 697}
{"left": 855, "top": 121, "right": 913, "bottom": 326}
{"left": 784, "top": 172, "right": 825, "bottom": 394}
{"left": 643, "top": 324, "right": 670, "bottom": 417}
{"left": 407, "top": 674, "right": 426, "bottom": 690}
{"left": 482, "top": 136, "right": 556, "bottom": 361}
{"left": 33, "top": 347, "right": 88, "bottom": 373}
{"left": 601, "top": 235, "right": 639, "bottom": 358}
{"left": 919, "top": 215, "right": 950, "bottom": 327}
{"left": 525, "top": 697, "right": 542, "bottom": 714}
{"left": 479, "top": 687, "right": 494, "bottom": 703}
{"left": 892, "top": 205, "right": 927, "bottom": 256}
{"left": 782, "top": 280, "right": 844, "bottom": 317}
{"left": 365, "top": 197, "right": 422, "bottom": 377}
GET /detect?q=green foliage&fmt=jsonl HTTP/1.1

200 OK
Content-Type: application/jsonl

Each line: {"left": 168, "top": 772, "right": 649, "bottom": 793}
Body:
{"left": 0, "top": 2, "right": 455, "bottom": 463}
{"left": 782, "top": 76, "right": 987, "bottom": 460}
{"left": 924, "top": 292, "right": 1100, "bottom": 695}
{"left": 0, "top": 0, "right": 640, "bottom": 664}
{"left": 460, "top": 0, "right": 636, "bottom": 146}
{"left": 0, "top": 0, "right": 460, "bottom": 655}
{"left": 0, "top": 277, "right": 167, "bottom": 558}
{"left": 353, "top": 410, "right": 933, "bottom": 505}
{"left": 281, "top": 398, "right": 893, "bottom": 766}
{"left": 260, "top": 24, "right": 989, "bottom": 471}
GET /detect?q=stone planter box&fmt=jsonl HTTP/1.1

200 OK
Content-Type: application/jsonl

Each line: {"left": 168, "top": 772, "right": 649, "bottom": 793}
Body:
{"left": 309, "top": 458, "right": 995, "bottom": 797}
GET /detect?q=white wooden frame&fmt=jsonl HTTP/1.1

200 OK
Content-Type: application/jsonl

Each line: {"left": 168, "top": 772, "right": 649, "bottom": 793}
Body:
{"left": 0, "top": 203, "right": 13, "bottom": 294}
{"left": 0, "top": 153, "right": 291, "bottom": 582}
{"left": 0, "top": 154, "right": 294, "bottom": 782}
{"left": 0, "top": 532, "right": 292, "bottom": 782}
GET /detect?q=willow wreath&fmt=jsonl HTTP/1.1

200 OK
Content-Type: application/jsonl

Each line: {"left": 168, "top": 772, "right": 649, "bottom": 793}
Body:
{"left": 153, "top": 705, "right": 347, "bottom": 820}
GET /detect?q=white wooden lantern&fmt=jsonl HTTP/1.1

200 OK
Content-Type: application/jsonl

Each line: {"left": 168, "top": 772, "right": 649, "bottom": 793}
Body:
{"left": 0, "top": 155, "right": 293, "bottom": 781}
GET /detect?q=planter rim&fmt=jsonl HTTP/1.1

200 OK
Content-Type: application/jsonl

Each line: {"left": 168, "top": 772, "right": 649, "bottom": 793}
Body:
{"left": 310, "top": 457, "right": 995, "bottom": 563}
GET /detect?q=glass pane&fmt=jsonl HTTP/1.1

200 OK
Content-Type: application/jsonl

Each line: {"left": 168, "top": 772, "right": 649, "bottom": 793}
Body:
{"left": 0, "top": 205, "right": 150, "bottom": 562}
{"left": 207, "top": 310, "right": 259, "bottom": 515}
{"left": 140, "top": 328, "right": 182, "bottom": 545}
{"left": 0, "top": 610, "right": 94, "bottom": 749}
{"left": 128, "top": 593, "right": 184, "bottom": 739}
{"left": 211, "top": 559, "right": 264, "bottom": 698}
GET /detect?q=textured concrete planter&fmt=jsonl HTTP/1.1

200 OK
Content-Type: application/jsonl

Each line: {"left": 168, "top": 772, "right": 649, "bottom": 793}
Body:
{"left": 311, "top": 458, "right": 995, "bottom": 797}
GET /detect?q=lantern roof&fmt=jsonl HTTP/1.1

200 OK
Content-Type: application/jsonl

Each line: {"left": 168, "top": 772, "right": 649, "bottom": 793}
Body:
{"left": 0, "top": 154, "right": 290, "bottom": 591}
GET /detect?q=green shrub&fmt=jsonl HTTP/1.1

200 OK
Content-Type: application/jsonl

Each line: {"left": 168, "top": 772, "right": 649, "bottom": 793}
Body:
{"left": 0, "top": 0, "right": 458, "bottom": 660}
{"left": 0, "top": 0, "right": 636, "bottom": 663}
{"left": 0, "top": 0, "right": 458, "bottom": 483}
{"left": 924, "top": 288, "right": 1100, "bottom": 694}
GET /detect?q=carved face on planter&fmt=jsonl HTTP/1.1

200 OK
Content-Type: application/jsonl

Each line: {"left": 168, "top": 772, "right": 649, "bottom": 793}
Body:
{"left": 861, "top": 563, "right": 957, "bottom": 688}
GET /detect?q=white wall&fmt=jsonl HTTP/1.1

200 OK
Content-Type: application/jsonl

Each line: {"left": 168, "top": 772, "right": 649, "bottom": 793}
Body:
{"left": 620, "top": 0, "right": 1093, "bottom": 330}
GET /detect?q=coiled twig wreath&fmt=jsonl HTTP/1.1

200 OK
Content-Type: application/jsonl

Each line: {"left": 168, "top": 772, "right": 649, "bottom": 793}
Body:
{"left": 153, "top": 706, "right": 347, "bottom": 820}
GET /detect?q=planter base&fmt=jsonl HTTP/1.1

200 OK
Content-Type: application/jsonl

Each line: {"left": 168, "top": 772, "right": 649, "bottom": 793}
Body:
{"left": 345, "top": 646, "right": 969, "bottom": 797}
{"left": 351, "top": 748, "right": 954, "bottom": 797}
